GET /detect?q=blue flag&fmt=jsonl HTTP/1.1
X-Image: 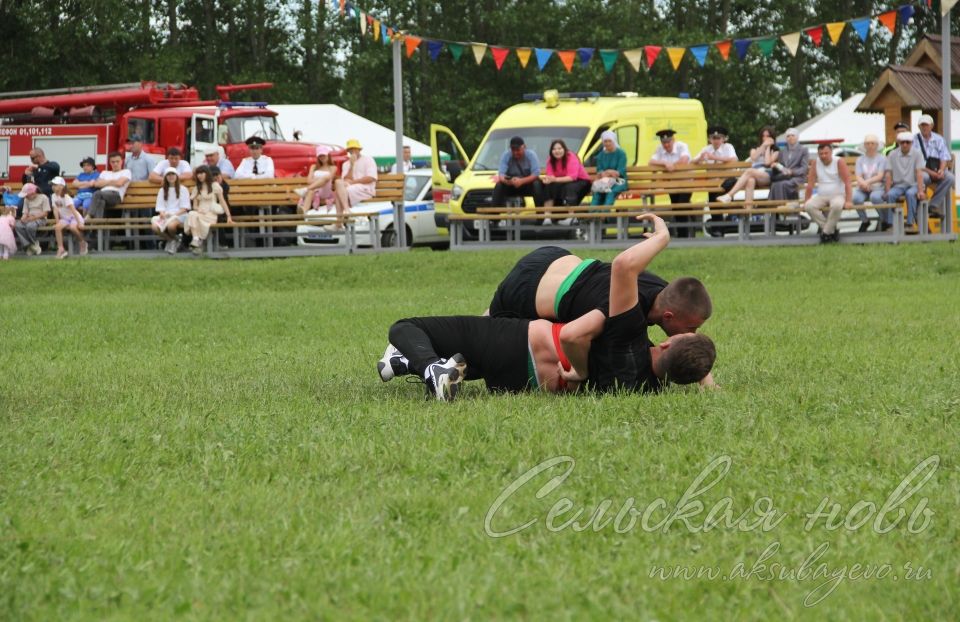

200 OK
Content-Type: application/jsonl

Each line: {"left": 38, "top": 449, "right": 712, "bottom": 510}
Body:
{"left": 734, "top": 39, "right": 752, "bottom": 60}
{"left": 850, "top": 18, "right": 870, "bottom": 41}
{"left": 381, "top": 23, "right": 388, "bottom": 44}
{"left": 535, "top": 48, "right": 553, "bottom": 71}
{"left": 427, "top": 40, "right": 444, "bottom": 61}
{"left": 898, "top": 5, "right": 915, "bottom": 24}
{"left": 577, "top": 48, "right": 595, "bottom": 67}
{"left": 689, "top": 45, "right": 708, "bottom": 66}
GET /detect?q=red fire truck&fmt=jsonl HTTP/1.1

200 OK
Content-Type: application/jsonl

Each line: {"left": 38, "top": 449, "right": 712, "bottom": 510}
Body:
{"left": 0, "top": 81, "right": 329, "bottom": 180}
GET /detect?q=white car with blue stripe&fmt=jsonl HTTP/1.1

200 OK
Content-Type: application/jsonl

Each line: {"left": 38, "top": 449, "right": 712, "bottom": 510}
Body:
{"left": 296, "top": 169, "right": 446, "bottom": 248}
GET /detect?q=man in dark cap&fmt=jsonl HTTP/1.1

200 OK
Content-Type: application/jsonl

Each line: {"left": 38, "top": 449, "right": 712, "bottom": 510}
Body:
{"left": 649, "top": 129, "right": 695, "bottom": 238}
{"left": 883, "top": 122, "right": 910, "bottom": 156}
{"left": 491, "top": 136, "right": 544, "bottom": 208}
{"left": 235, "top": 136, "right": 275, "bottom": 179}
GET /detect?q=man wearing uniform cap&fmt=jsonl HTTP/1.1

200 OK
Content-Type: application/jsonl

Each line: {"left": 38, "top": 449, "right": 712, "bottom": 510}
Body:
{"left": 884, "top": 132, "right": 926, "bottom": 233}
{"left": 883, "top": 122, "right": 910, "bottom": 156}
{"left": 235, "top": 136, "right": 275, "bottom": 179}
{"left": 649, "top": 129, "right": 694, "bottom": 238}
{"left": 204, "top": 146, "right": 235, "bottom": 179}
{"left": 693, "top": 126, "right": 739, "bottom": 214}
{"left": 915, "top": 114, "right": 953, "bottom": 219}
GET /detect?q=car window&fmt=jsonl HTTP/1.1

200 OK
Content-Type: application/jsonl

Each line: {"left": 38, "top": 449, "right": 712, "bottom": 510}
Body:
{"left": 404, "top": 175, "right": 430, "bottom": 201}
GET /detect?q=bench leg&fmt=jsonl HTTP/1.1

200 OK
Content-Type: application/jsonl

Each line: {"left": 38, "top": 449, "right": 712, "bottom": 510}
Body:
{"left": 738, "top": 215, "right": 749, "bottom": 241}
{"left": 918, "top": 201, "right": 929, "bottom": 237}
{"left": 893, "top": 206, "right": 904, "bottom": 242}
{"left": 617, "top": 216, "right": 627, "bottom": 241}
{"left": 763, "top": 213, "right": 775, "bottom": 237}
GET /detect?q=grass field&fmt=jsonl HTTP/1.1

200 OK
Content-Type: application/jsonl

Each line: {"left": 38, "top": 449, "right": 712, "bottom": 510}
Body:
{"left": 2, "top": 242, "right": 959, "bottom": 620}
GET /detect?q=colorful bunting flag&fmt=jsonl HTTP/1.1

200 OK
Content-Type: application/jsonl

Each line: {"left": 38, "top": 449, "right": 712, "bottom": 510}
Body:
{"left": 781, "top": 32, "right": 801, "bottom": 56}
{"left": 516, "top": 48, "right": 532, "bottom": 68}
{"left": 448, "top": 42, "right": 464, "bottom": 62}
{"left": 490, "top": 46, "right": 510, "bottom": 70}
{"left": 386, "top": 27, "right": 393, "bottom": 41}
{"left": 667, "top": 47, "right": 686, "bottom": 70}
{"left": 689, "top": 45, "right": 708, "bottom": 66}
{"left": 878, "top": 10, "right": 897, "bottom": 33}
{"left": 360, "top": 12, "right": 366, "bottom": 35}
{"left": 339, "top": 0, "right": 345, "bottom": 16}
{"left": 850, "top": 18, "right": 870, "bottom": 42}
{"left": 756, "top": 37, "right": 777, "bottom": 57}
{"left": 805, "top": 25, "right": 824, "bottom": 47}
{"left": 427, "top": 40, "right": 443, "bottom": 61}
{"left": 599, "top": 49, "right": 618, "bottom": 72}
{"left": 535, "top": 48, "right": 553, "bottom": 70}
{"left": 943, "top": 0, "right": 959, "bottom": 16}
{"left": 623, "top": 48, "right": 643, "bottom": 72}
{"left": 733, "top": 39, "right": 751, "bottom": 60}
{"left": 557, "top": 50, "right": 576, "bottom": 72}
{"left": 577, "top": 48, "right": 595, "bottom": 68}
{"left": 644, "top": 45, "right": 661, "bottom": 69}
{"left": 715, "top": 40, "right": 732, "bottom": 61}
{"left": 898, "top": 5, "right": 915, "bottom": 24}
{"left": 826, "top": 22, "right": 845, "bottom": 45}
{"left": 471, "top": 43, "right": 487, "bottom": 64}
{"left": 405, "top": 36, "right": 421, "bottom": 57}
{"left": 373, "top": 19, "right": 380, "bottom": 41}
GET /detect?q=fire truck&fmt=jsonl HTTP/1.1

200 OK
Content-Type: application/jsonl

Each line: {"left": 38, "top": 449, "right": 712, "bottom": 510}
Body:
{"left": 0, "top": 81, "right": 329, "bottom": 180}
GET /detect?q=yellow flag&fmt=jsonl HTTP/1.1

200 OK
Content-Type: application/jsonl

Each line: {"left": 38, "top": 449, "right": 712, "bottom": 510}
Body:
{"left": 780, "top": 32, "right": 801, "bottom": 56}
{"left": 516, "top": 48, "right": 532, "bottom": 69}
{"left": 373, "top": 19, "right": 380, "bottom": 41}
{"left": 471, "top": 43, "right": 487, "bottom": 65}
{"left": 826, "top": 22, "right": 845, "bottom": 45}
{"left": 623, "top": 48, "right": 643, "bottom": 72}
{"left": 667, "top": 47, "right": 686, "bottom": 70}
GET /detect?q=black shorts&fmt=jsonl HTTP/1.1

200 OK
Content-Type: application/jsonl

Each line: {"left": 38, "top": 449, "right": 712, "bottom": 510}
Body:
{"left": 488, "top": 246, "right": 572, "bottom": 319}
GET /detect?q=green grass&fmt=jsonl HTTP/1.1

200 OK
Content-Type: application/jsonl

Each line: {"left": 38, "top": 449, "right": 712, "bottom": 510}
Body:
{"left": 1, "top": 243, "right": 959, "bottom": 621}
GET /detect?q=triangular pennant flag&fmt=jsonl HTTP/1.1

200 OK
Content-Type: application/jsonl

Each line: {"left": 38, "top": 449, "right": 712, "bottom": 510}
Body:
{"left": 715, "top": 40, "right": 732, "bottom": 61}
{"left": 943, "top": 0, "right": 959, "bottom": 16}
{"left": 577, "top": 48, "right": 595, "bottom": 68}
{"left": 850, "top": 17, "right": 870, "bottom": 42}
{"left": 339, "top": 0, "right": 345, "bottom": 15}
{"left": 666, "top": 47, "right": 686, "bottom": 70}
{"left": 516, "top": 48, "right": 532, "bottom": 68}
{"left": 644, "top": 45, "right": 662, "bottom": 68}
{"left": 380, "top": 23, "right": 387, "bottom": 43}
{"left": 345, "top": 3, "right": 354, "bottom": 18}
{"left": 689, "top": 45, "right": 708, "bottom": 66}
{"left": 471, "top": 43, "right": 487, "bottom": 65}
{"left": 386, "top": 27, "right": 393, "bottom": 41}
{"left": 427, "top": 40, "right": 443, "bottom": 61}
{"left": 373, "top": 19, "right": 380, "bottom": 41}
{"left": 405, "top": 36, "right": 422, "bottom": 58}
{"left": 756, "top": 37, "right": 777, "bottom": 57}
{"left": 899, "top": 5, "right": 915, "bottom": 24}
{"left": 490, "top": 47, "right": 510, "bottom": 70}
{"left": 534, "top": 48, "right": 553, "bottom": 70}
{"left": 623, "top": 48, "right": 643, "bottom": 72}
{"left": 805, "top": 25, "right": 824, "bottom": 47}
{"left": 878, "top": 10, "right": 897, "bottom": 34}
{"left": 781, "top": 32, "right": 801, "bottom": 56}
{"left": 599, "top": 49, "right": 618, "bottom": 72}
{"left": 360, "top": 12, "right": 366, "bottom": 35}
{"left": 448, "top": 42, "right": 464, "bottom": 62}
{"left": 733, "top": 39, "right": 751, "bottom": 60}
{"left": 557, "top": 50, "right": 576, "bottom": 72}
{"left": 826, "top": 22, "right": 845, "bottom": 45}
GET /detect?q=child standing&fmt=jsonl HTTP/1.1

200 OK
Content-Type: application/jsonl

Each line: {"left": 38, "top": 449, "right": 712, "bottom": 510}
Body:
{"left": 72, "top": 157, "right": 100, "bottom": 215}
{"left": 52, "top": 176, "right": 87, "bottom": 258}
{"left": 0, "top": 205, "right": 16, "bottom": 260}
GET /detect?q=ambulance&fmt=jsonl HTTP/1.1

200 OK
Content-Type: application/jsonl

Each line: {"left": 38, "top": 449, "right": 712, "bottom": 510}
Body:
{"left": 430, "top": 90, "right": 708, "bottom": 234}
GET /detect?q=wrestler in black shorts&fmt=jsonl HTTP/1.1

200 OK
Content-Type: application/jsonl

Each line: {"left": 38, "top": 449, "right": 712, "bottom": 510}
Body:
{"left": 487, "top": 246, "right": 571, "bottom": 318}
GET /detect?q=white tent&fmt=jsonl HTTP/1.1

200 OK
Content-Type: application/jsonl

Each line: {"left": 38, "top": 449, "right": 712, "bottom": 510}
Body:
{"left": 270, "top": 104, "right": 432, "bottom": 166}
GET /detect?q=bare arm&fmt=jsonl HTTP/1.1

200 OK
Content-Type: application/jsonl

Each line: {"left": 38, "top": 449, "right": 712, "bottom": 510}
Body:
{"left": 804, "top": 164, "right": 817, "bottom": 202}
{"left": 838, "top": 159, "right": 853, "bottom": 205}
{"left": 609, "top": 214, "right": 670, "bottom": 316}
{"left": 558, "top": 310, "right": 606, "bottom": 381}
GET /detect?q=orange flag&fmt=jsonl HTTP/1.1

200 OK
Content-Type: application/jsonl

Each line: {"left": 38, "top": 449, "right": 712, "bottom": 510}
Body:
{"left": 666, "top": 47, "right": 686, "bottom": 70}
{"left": 715, "top": 40, "right": 732, "bottom": 61}
{"left": 516, "top": 48, "right": 532, "bottom": 68}
{"left": 878, "top": 10, "right": 897, "bottom": 34}
{"left": 557, "top": 50, "right": 576, "bottom": 72}
{"left": 404, "top": 36, "right": 421, "bottom": 58}
{"left": 491, "top": 47, "right": 510, "bottom": 70}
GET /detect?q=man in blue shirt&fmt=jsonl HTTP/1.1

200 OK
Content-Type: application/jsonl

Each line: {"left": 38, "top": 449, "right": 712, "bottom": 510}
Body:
{"left": 491, "top": 136, "right": 544, "bottom": 207}
{"left": 915, "top": 114, "right": 954, "bottom": 218}
{"left": 124, "top": 135, "right": 157, "bottom": 182}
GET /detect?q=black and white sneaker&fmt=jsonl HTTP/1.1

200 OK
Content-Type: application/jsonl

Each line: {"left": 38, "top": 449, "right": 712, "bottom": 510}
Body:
{"left": 424, "top": 354, "right": 467, "bottom": 402}
{"left": 378, "top": 344, "right": 409, "bottom": 382}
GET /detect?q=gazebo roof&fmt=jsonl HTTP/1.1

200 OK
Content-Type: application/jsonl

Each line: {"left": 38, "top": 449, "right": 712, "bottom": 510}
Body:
{"left": 856, "top": 65, "right": 960, "bottom": 112}
{"left": 903, "top": 34, "right": 960, "bottom": 78}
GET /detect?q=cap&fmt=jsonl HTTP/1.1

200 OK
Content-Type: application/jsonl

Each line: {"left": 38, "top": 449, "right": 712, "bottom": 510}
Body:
{"left": 509, "top": 136, "right": 525, "bottom": 148}
{"left": 51, "top": 176, "right": 66, "bottom": 187}
{"left": 203, "top": 146, "right": 221, "bottom": 156}
{"left": 918, "top": 114, "right": 934, "bottom": 126}
{"left": 127, "top": 134, "right": 143, "bottom": 143}
{"left": 656, "top": 129, "right": 677, "bottom": 140}
{"left": 80, "top": 157, "right": 96, "bottom": 168}
{"left": 18, "top": 183, "right": 38, "bottom": 198}
{"left": 345, "top": 139, "right": 362, "bottom": 150}
{"left": 245, "top": 136, "right": 267, "bottom": 147}
{"left": 315, "top": 145, "right": 333, "bottom": 156}
{"left": 893, "top": 121, "right": 909, "bottom": 130}
{"left": 707, "top": 125, "right": 728, "bottom": 138}
{"left": 863, "top": 134, "right": 880, "bottom": 145}
{"left": 896, "top": 132, "right": 914, "bottom": 142}
{"left": 785, "top": 127, "right": 800, "bottom": 137}
{"left": 163, "top": 166, "right": 179, "bottom": 176}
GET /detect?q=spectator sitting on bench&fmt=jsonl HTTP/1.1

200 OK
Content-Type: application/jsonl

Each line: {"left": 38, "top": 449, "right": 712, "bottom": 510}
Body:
{"left": 694, "top": 126, "right": 738, "bottom": 232}
{"left": 125, "top": 135, "right": 156, "bottom": 182}
{"left": 185, "top": 165, "right": 230, "bottom": 256}
{"left": 52, "top": 177, "right": 87, "bottom": 259}
{"left": 882, "top": 122, "right": 909, "bottom": 156}
{"left": 768, "top": 128, "right": 809, "bottom": 204}
{"left": 852, "top": 135, "right": 887, "bottom": 233}
{"left": 804, "top": 143, "right": 852, "bottom": 244}
{"left": 149, "top": 147, "right": 193, "bottom": 184}
{"left": 649, "top": 128, "right": 694, "bottom": 238}
{"left": 328, "top": 139, "right": 377, "bottom": 232}
{"left": 590, "top": 131, "right": 627, "bottom": 207}
{"left": 71, "top": 157, "right": 99, "bottom": 216}
{"left": 152, "top": 167, "right": 191, "bottom": 254}
{"left": 89, "top": 152, "right": 132, "bottom": 220}
{"left": 21, "top": 148, "right": 60, "bottom": 198}
{"left": 293, "top": 145, "right": 337, "bottom": 214}
{"left": 492, "top": 136, "right": 544, "bottom": 208}
{"left": 542, "top": 139, "right": 591, "bottom": 208}
{"left": 717, "top": 126, "right": 779, "bottom": 207}
{"left": 14, "top": 183, "right": 50, "bottom": 256}
{"left": 204, "top": 146, "right": 235, "bottom": 180}
{"left": 915, "top": 114, "right": 954, "bottom": 220}
{"left": 235, "top": 136, "right": 275, "bottom": 179}
{"left": 884, "top": 132, "right": 926, "bottom": 235}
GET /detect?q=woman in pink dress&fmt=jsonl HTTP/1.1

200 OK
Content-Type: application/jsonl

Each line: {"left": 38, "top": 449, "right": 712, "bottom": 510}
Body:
{"left": 294, "top": 146, "right": 337, "bottom": 214}
{"left": 0, "top": 205, "right": 15, "bottom": 260}
{"left": 542, "top": 140, "right": 592, "bottom": 207}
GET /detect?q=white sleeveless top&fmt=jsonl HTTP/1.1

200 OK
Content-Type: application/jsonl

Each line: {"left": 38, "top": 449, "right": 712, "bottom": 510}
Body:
{"left": 816, "top": 157, "right": 843, "bottom": 198}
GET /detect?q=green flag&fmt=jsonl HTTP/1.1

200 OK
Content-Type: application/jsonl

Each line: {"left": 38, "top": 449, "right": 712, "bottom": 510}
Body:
{"left": 448, "top": 42, "right": 464, "bottom": 62}
{"left": 599, "top": 49, "right": 618, "bottom": 73}
{"left": 756, "top": 37, "right": 777, "bottom": 57}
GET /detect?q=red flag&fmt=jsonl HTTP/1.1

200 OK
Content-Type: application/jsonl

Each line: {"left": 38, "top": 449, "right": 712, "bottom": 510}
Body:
{"left": 405, "top": 36, "right": 422, "bottom": 58}
{"left": 805, "top": 25, "right": 824, "bottom": 47}
{"left": 878, "top": 10, "right": 897, "bottom": 33}
{"left": 491, "top": 47, "right": 510, "bottom": 70}
{"left": 557, "top": 50, "right": 576, "bottom": 72}
{"left": 715, "top": 40, "right": 731, "bottom": 61}
{"left": 339, "top": 0, "right": 345, "bottom": 16}
{"left": 644, "top": 45, "right": 662, "bottom": 68}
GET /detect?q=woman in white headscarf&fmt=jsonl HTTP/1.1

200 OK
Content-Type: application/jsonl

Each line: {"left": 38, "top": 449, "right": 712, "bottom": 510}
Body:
{"left": 591, "top": 130, "right": 628, "bottom": 206}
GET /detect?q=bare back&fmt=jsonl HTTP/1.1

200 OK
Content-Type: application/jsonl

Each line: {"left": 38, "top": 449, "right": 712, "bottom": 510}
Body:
{"left": 535, "top": 255, "right": 583, "bottom": 319}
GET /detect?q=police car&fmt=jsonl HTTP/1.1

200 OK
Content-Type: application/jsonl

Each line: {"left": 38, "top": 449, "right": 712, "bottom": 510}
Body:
{"left": 296, "top": 169, "right": 446, "bottom": 248}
